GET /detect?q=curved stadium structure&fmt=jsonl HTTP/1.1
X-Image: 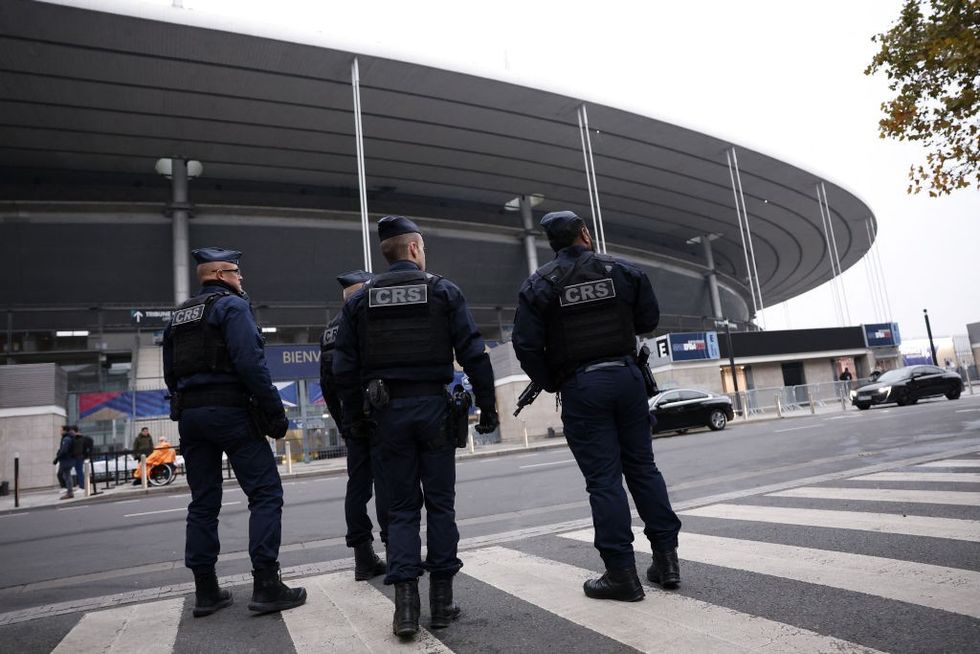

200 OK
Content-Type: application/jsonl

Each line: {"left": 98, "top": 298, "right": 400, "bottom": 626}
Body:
{"left": 0, "top": 0, "right": 877, "bottom": 360}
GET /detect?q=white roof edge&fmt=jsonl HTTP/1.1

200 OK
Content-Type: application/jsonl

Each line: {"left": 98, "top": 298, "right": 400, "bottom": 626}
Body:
{"left": 38, "top": 0, "right": 876, "bottom": 224}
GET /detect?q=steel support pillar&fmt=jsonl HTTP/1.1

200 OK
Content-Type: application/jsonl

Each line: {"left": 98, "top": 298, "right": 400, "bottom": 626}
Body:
{"left": 171, "top": 159, "right": 190, "bottom": 305}
{"left": 520, "top": 195, "right": 539, "bottom": 275}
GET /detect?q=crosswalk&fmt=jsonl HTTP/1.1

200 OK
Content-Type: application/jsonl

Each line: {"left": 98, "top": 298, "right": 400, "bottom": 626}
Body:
{"left": 15, "top": 451, "right": 980, "bottom": 653}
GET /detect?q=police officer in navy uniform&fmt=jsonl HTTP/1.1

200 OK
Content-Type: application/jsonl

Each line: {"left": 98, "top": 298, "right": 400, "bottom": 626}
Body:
{"left": 320, "top": 269, "right": 388, "bottom": 580}
{"left": 163, "top": 247, "right": 306, "bottom": 618}
{"left": 511, "top": 211, "right": 682, "bottom": 601}
{"left": 333, "top": 216, "right": 498, "bottom": 638}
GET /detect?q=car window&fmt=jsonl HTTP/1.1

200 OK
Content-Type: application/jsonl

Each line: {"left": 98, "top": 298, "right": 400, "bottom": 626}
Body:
{"left": 653, "top": 391, "right": 680, "bottom": 406}
{"left": 678, "top": 390, "right": 709, "bottom": 401}
{"left": 876, "top": 368, "right": 910, "bottom": 383}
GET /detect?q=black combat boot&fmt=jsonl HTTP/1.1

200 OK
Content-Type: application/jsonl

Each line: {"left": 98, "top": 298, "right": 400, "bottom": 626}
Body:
{"left": 583, "top": 567, "right": 644, "bottom": 601}
{"left": 353, "top": 541, "right": 386, "bottom": 581}
{"left": 392, "top": 579, "right": 421, "bottom": 638}
{"left": 248, "top": 563, "right": 307, "bottom": 614}
{"left": 429, "top": 575, "right": 461, "bottom": 629}
{"left": 192, "top": 569, "right": 233, "bottom": 618}
{"left": 647, "top": 549, "right": 681, "bottom": 589}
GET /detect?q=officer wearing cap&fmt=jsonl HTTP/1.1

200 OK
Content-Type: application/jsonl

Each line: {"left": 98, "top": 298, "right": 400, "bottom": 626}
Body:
{"left": 511, "top": 211, "right": 682, "bottom": 601}
{"left": 163, "top": 247, "right": 306, "bottom": 618}
{"left": 333, "top": 216, "right": 498, "bottom": 639}
{"left": 320, "top": 269, "right": 388, "bottom": 581}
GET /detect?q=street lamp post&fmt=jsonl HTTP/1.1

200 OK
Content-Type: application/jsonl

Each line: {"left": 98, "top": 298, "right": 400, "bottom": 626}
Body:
{"left": 716, "top": 319, "right": 742, "bottom": 415}
{"left": 923, "top": 309, "right": 938, "bottom": 366}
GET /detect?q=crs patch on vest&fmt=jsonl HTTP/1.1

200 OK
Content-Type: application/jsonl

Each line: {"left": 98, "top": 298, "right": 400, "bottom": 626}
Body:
{"left": 322, "top": 325, "right": 339, "bottom": 345}
{"left": 559, "top": 278, "right": 616, "bottom": 306}
{"left": 368, "top": 284, "right": 428, "bottom": 308}
{"left": 171, "top": 303, "right": 207, "bottom": 325}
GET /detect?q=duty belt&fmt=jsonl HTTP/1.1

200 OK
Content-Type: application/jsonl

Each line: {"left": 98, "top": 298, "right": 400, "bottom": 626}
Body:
{"left": 180, "top": 385, "right": 250, "bottom": 409}
{"left": 580, "top": 358, "right": 630, "bottom": 374}
{"left": 386, "top": 381, "right": 446, "bottom": 399}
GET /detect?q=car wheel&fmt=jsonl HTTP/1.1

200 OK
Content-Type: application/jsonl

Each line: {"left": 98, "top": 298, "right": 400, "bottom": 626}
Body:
{"left": 708, "top": 409, "right": 727, "bottom": 431}
{"left": 946, "top": 388, "right": 961, "bottom": 400}
{"left": 895, "top": 389, "right": 911, "bottom": 406}
{"left": 856, "top": 403, "right": 870, "bottom": 410}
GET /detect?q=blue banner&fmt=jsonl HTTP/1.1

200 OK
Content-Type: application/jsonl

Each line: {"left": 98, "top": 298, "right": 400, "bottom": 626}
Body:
{"left": 864, "top": 323, "right": 901, "bottom": 348}
{"left": 265, "top": 344, "right": 321, "bottom": 381}
{"left": 668, "top": 331, "right": 720, "bottom": 361}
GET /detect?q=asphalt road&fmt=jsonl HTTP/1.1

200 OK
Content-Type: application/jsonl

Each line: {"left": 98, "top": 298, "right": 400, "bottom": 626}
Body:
{"left": 2, "top": 392, "right": 979, "bottom": 653}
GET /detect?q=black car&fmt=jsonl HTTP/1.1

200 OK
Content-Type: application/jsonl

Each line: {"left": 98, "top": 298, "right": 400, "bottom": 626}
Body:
{"left": 649, "top": 388, "right": 734, "bottom": 434}
{"left": 850, "top": 364, "right": 964, "bottom": 410}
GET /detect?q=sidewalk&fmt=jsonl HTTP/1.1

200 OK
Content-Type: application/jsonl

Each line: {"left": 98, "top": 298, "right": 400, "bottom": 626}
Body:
{"left": 0, "top": 437, "right": 571, "bottom": 514}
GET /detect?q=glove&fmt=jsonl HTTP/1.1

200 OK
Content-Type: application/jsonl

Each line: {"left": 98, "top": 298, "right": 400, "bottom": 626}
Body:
{"left": 268, "top": 412, "right": 289, "bottom": 440}
{"left": 475, "top": 408, "right": 499, "bottom": 434}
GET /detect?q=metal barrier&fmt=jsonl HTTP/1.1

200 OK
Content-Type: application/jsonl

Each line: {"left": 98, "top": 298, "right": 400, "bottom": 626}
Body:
{"left": 89, "top": 446, "right": 184, "bottom": 489}
{"left": 725, "top": 378, "right": 874, "bottom": 420}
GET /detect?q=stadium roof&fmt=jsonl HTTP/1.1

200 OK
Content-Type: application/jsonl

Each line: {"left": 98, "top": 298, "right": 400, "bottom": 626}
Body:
{"left": 0, "top": 0, "right": 876, "bottom": 309}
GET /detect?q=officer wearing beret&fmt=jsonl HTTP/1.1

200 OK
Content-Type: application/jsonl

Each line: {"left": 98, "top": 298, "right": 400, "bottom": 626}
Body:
{"left": 319, "top": 269, "right": 388, "bottom": 581}
{"left": 511, "top": 211, "right": 682, "bottom": 601}
{"left": 333, "top": 216, "right": 499, "bottom": 638}
{"left": 163, "top": 247, "right": 306, "bottom": 617}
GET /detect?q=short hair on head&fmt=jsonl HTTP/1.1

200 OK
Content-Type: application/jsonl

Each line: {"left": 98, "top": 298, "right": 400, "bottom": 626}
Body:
{"left": 380, "top": 232, "right": 420, "bottom": 263}
{"left": 547, "top": 217, "right": 585, "bottom": 252}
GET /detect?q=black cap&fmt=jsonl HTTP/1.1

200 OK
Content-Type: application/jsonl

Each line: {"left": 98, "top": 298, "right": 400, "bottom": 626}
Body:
{"left": 336, "top": 269, "right": 373, "bottom": 288}
{"left": 191, "top": 247, "right": 241, "bottom": 265}
{"left": 540, "top": 211, "right": 586, "bottom": 252}
{"left": 378, "top": 215, "right": 421, "bottom": 242}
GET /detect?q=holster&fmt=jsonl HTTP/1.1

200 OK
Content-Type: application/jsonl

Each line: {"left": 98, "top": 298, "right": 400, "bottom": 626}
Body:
{"left": 366, "top": 379, "right": 390, "bottom": 412}
{"left": 168, "top": 392, "right": 182, "bottom": 422}
{"left": 640, "top": 363, "right": 659, "bottom": 398}
{"left": 449, "top": 385, "right": 472, "bottom": 448}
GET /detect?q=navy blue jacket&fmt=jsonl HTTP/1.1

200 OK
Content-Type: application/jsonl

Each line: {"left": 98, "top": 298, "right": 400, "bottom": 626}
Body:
{"left": 56, "top": 434, "right": 75, "bottom": 462}
{"left": 512, "top": 245, "right": 660, "bottom": 391}
{"left": 162, "top": 282, "right": 282, "bottom": 414}
{"left": 332, "top": 260, "right": 495, "bottom": 424}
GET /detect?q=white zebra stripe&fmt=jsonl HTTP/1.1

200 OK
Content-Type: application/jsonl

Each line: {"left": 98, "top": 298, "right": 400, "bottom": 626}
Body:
{"left": 464, "top": 546, "right": 882, "bottom": 653}
{"left": 51, "top": 597, "right": 183, "bottom": 654}
{"left": 560, "top": 529, "right": 980, "bottom": 619}
{"left": 678, "top": 503, "right": 980, "bottom": 541}
{"left": 769, "top": 487, "right": 980, "bottom": 505}
{"left": 851, "top": 472, "right": 980, "bottom": 483}
{"left": 280, "top": 571, "right": 454, "bottom": 653}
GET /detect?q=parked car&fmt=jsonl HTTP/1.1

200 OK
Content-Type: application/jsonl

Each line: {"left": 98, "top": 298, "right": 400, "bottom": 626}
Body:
{"left": 850, "top": 364, "right": 963, "bottom": 410}
{"left": 649, "top": 388, "right": 734, "bottom": 434}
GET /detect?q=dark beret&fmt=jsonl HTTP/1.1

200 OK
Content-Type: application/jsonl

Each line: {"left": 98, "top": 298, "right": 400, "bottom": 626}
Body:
{"left": 191, "top": 247, "right": 241, "bottom": 265}
{"left": 336, "top": 269, "right": 373, "bottom": 288}
{"left": 378, "top": 215, "right": 421, "bottom": 242}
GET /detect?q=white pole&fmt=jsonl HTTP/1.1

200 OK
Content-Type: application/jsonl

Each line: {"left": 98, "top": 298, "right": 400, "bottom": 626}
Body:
{"left": 731, "top": 149, "right": 765, "bottom": 327}
{"left": 140, "top": 454, "right": 148, "bottom": 490}
{"left": 869, "top": 219, "right": 893, "bottom": 319}
{"left": 815, "top": 185, "right": 843, "bottom": 326}
{"left": 351, "top": 58, "right": 372, "bottom": 272}
{"left": 577, "top": 106, "right": 600, "bottom": 249}
{"left": 580, "top": 105, "right": 607, "bottom": 254}
{"left": 820, "top": 183, "right": 851, "bottom": 324}
{"left": 284, "top": 440, "right": 293, "bottom": 475}
{"left": 725, "top": 150, "right": 759, "bottom": 320}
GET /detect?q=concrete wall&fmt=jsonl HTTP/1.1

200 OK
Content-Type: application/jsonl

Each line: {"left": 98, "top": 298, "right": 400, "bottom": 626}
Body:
{"left": 0, "top": 410, "right": 66, "bottom": 490}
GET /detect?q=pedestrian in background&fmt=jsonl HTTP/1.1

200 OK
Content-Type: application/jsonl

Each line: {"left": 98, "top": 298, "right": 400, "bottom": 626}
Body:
{"left": 53, "top": 425, "right": 76, "bottom": 500}
{"left": 512, "top": 210, "right": 682, "bottom": 602}
{"left": 320, "top": 269, "right": 388, "bottom": 581}
{"left": 163, "top": 246, "right": 305, "bottom": 618}
{"left": 333, "top": 216, "right": 499, "bottom": 638}
{"left": 133, "top": 427, "right": 154, "bottom": 459}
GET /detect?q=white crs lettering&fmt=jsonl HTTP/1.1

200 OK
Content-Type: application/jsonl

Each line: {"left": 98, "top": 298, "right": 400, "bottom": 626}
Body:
{"left": 322, "top": 325, "right": 339, "bottom": 344}
{"left": 559, "top": 278, "right": 616, "bottom": 306}
{"left": 171, "top": 304, "right": 206, "bottom": 325}
{"left": 368, "top": 284, "right": 428, "bottom": 307}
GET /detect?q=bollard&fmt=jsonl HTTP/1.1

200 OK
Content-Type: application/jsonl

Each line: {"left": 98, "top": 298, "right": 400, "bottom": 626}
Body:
{"left": 741, "top": 392, "right": 749, "bottom": 420}
{"left": 84, "top": 465, "right": 92, "bottom": 497}
{"left": 775, "top": 394, "right": 783, "bottom": 418}
{"left": 89, "top": 459, "right": 99, "bottom": 496}
{"left": 13, "top": 455, "right": 19, "bottom": 509}
{"left": 840, "top": 392, "right": 847, "bottom": 412}
{"left": 966, "top": 372, "right": 974, "bottom": 395}
{"left": 809, "top": 398, "right": 816, "bottom": 415}
{"left": 285, "top": 441, "right": 293, "bottom": 475}
{"left": 523, "top": 423, "right": 529, "bottom": 448}
{"left": 468, "top": 430, "right": 475, "bottom": 454}
{"left": 140, "top": 454, "right": 148, "bottom": 490}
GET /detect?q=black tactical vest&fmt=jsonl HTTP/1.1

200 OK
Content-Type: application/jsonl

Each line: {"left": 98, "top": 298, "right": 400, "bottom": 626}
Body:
{"left": 359, "top": 270, "right": 453, "bottom": 370}
{"left": 319, "top": 314, "right": 340, "bottom": 385}
{"left": 544, "top": 252, "right": 636, "bottom": 377}
{"left": 169, "top": 290, "right": 237, "bottom": 379}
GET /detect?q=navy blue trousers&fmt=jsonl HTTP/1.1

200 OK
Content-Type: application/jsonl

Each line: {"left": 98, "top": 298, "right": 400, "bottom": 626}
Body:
{"left": 375, "top": 395, "right": 461, "bottom": 584}
{"left": 179, "top": 407, "right": 284, "bottom": 572}
{"left": 344, "top": 434, "right": 389, "bottom": 547}
{"left": 561, "top": 362, "right": 681, "bottom": 570}
{"left": 74, "top": 458, "right": 85, "bottom": 489}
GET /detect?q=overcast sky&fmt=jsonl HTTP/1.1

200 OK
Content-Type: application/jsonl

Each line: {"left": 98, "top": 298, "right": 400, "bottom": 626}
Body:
{"left": 118, "top": 0, "right": 979, "bottom": 338}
